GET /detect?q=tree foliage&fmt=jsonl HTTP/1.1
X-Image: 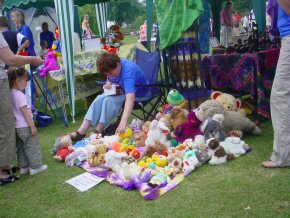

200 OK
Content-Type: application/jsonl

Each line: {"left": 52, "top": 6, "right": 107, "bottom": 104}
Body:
{"left": 107, "top": 0, "right": 145, "bottom": 26}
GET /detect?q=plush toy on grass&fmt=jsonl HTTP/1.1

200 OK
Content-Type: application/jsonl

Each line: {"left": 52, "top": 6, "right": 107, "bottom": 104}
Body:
{"left": 220, "top": 137, "right": 247, "bottom": 156}
{"left": 167, "top": 89, "right": 187, "bottom": 108}
{"left": 170, "top": 106, "right": 189, "bottom": 130}
{"left": 145, "top": 120, "right": 171, "bottom": 148}
{"left": 196, "top": 100, "right": 261, "bottom": 138}
{"left": 200, "top": 114, "right": 227, "bottom": 141}
{"left": 115, "top": 162, "right": 142, "bottom": 181}
{"left": 211, "top": 91, "right": 246, "bottom": 116}
{"left": 39, "top": 51, "right": 60, "bottom": 77}
{"left": 53, "top": 135, "right": 73, "bottom": 161}
{"left": 206, "top": 138, "right": 234, "bottom": 165}
{"left": 105, "top": 150, "right": 127, "bottom": 172}
{"left": 173, "top": 111, "right": 203, "bottom": 143}
{"left": 87, "top": 144, "right": 108, "bottom": 166}
{"left": 51, "top": 135, "right": 72, "bottom": 155}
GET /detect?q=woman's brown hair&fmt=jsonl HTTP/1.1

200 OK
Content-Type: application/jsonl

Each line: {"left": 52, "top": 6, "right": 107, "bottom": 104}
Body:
{"left": 96, "top": 52, "right": 121, "bottom": 75}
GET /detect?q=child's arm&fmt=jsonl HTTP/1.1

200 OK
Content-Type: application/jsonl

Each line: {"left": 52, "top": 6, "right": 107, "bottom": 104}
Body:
{"left": 20, "top": 106, "right": 38, "bottom": 136}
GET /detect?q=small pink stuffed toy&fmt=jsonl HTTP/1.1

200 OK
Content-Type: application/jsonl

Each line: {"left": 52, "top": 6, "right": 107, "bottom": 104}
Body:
{"left": 174, "top": 110, "right": 203, "bottom": 143}
{"left": 39, "top": 51, "right": 60, "bottom": 77}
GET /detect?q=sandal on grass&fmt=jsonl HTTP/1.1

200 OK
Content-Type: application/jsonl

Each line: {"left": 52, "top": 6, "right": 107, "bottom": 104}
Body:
{"left": 69, "top": 131, "right": 86, "bottom": 142}
{"left": 261, "top": 160, "right": 280, "bottom": 168}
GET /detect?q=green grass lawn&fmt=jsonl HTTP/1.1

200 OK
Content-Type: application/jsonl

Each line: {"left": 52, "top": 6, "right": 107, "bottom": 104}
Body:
{"left": 1, "top": 98, "right": 290, "bottom": 218}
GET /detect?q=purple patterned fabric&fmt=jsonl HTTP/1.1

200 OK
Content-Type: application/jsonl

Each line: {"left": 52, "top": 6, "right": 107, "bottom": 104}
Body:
{"left": 79, "top": 161, "right": 185, "bottom": 200}
{"left": 203, "top": 48, "right": 280, "bottom": 118}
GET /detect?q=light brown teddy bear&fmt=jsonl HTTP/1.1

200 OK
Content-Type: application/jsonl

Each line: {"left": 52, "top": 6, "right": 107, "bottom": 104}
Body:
{"left": 87, "top": 144, "right": 108, "bottom": 166}
{"left": 134, "top": 132, "right": 147, "bottom": 147}
{"left": 170, "top": 106, "right": 189, "bottom": 130}
{"left": 211, "top": 91, "right": 246, "bottom": 116}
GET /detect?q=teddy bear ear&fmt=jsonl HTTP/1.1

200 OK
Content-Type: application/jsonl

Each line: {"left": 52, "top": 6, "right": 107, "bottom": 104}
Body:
{"left": 236, "top": 99, "right": 242, "bottom": 109}
{"left": 211, "top": 91, "right": 222, "bottom": 100}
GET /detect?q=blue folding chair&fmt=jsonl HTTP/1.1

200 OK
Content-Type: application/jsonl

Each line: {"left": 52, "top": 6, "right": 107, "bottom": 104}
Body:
{"left": 104, "top": 49, "right": 166, "bottom": 135}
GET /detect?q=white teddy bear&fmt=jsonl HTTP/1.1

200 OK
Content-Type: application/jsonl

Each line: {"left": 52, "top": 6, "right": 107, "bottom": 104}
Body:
{"left": 220, "top": 137, "right": 247, "bottom": 156}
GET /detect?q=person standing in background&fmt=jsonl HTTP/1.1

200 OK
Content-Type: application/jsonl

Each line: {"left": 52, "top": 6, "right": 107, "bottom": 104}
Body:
{"left": 0, "top": 15, "right": 29, "bottom": 57}
{"left": 40, "top": 22, "right": 55, "bottom": 49}
{"left": 11, "top": 9, "right": 36, "bottom": 56}
{"left": 139, "top": 20, "right": 147, "bottom": 48}
{"left": 242, "top": 13, "right": 249, "bottom": 33}
{"left": 220, "top": 1, "right": 234, "bottom": 47}
{"left": 262, "top": 0, "right": 290, "bottom": 168}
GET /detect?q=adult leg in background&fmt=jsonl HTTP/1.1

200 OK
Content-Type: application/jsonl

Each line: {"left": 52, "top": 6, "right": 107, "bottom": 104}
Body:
{"left": 263, "top": 36, "right": 290, "bottom": 167}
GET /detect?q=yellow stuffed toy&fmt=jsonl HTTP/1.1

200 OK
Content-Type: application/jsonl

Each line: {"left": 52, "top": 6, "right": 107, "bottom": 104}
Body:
{"left": 119, "top": 127, "right": 133, "bottom": 144}
{"left": 87, "top": 144, "right": 108, "bottom": 166}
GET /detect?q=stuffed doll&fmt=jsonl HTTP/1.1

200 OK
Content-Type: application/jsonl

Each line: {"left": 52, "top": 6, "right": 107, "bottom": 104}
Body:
{"left": 200, "top": 114, "right": 227, "bottom": 141}
{"left": 134, "top": 131, "right": 147, "bottom": 147}
{"left": 206, "top": 138, "right": 228, "bottom": 165}
{"left": 87, "top": 144, "right": 108, "bottom": 166}
{"left": 142, "top": 141, "right": 168, "bottom": 158}
{"left": 115, "top": 162, "right": 142, "bottom": 181}
{"left": 211, "top": 91, "right": 246, "bottom": 115}
{"left": 220, "top": 137, "right": 247, "bottom": 156}
{"left": 105, "top": 150, "right": 127, "bottom": 172}
{"left": 39, "top": 51, "right": 60, "bottom": 77}
{"left": 196, "top": 100, "right": 261, "bottom": 138}
{"left": 54, "top": 145, "right": 74, "bottom": 161}
{"left": 145, "top": 120, "right": 171, "bottom": 148}
{"left": 167, "top": 89, "right": 187, "bottom": 108}
{"left": 119, "top": 127, "right": 133, "bottom": 144}
{"left": 109, "top": 25, "right": 124, "bottom": 44}
{"left": 51, "top": 135, "right": 72, "bottom": 155}
{"left": 148, "top": 168, "right": 172, "bottom": 188}
{"left": 182, "top": 155, "right": 200, "bottom": 174}
{"left": 170, "top": 106, "right": 189, "bottom": 130}
{"left": 173, "top": 111, "right": 203, "bottom": 143}
{"left": 142, "top": 121, "right": 151, "bottom": 136}
{"left": 65, "top": 147, "right": 88, "bottom": 167}
{"left": 130, "top": 119, "right": 143, "bottom": 132}
{"left": 52, "top": 26, "right": 62, "bottom": 57}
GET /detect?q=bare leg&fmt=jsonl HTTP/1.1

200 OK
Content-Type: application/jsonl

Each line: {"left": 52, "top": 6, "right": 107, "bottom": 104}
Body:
{"left": 78, "top": 119, "right": 92, "bottom": 135}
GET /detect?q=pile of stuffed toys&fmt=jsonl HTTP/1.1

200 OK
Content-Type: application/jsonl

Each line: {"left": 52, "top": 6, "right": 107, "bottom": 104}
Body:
{"left": 51, "top": 89, "right": 261, "bottom": 186}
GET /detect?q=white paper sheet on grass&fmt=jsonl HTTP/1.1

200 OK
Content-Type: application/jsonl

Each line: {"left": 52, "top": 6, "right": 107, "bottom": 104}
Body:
{"left": 66, "top": 172, "right": 105, "bottom": 192}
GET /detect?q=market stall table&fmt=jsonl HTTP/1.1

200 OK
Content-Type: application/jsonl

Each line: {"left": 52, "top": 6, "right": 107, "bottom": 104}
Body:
{"left": 202, "top": 48, "right": 280, "bottom": 118}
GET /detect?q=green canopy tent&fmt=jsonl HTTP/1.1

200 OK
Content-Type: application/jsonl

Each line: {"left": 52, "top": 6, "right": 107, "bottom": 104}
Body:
{"left": 1, "top": 0, "right": 155, "bottom": 124}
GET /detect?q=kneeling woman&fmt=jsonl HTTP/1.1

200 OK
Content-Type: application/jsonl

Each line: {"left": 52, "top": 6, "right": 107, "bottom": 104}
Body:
{"left": 69, "top": 52, "right": 150, "bottom": 140}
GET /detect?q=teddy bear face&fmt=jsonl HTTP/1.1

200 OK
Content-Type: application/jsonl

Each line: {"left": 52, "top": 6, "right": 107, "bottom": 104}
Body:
{"left": 95, "top": 144, "right": 108, "bottom": 154}
{"left": 195, "top": 100, "right": 224, "bottom": 122}
{"left": 211, "top": 91, "right": 241, "bottom": 112}
{"left": 60, "top": 135, "right": 72, "bottom": 146}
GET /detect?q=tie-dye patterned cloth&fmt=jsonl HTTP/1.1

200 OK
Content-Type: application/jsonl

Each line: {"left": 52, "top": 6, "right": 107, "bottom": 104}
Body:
{"left": 203, "top": 48, "right": 279, "bottom": 118}
{"left": 79, "top": 161, "right": 185, "bottom": 200}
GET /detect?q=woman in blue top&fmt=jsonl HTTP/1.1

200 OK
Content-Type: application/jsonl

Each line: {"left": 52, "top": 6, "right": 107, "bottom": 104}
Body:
{"left": 11, "top": 9, "right": 36, "bottom": 56}
{"left": 69, "top": 52, "right": 150, "bottom": 141}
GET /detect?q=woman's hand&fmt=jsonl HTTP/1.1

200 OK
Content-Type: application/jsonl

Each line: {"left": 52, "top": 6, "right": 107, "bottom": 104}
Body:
{"left": 31, "top": 125, "right": 38, "bottom": 136}
{"left": 116, "top": 120, "right": 127, "bottom": 135}
{"left": 104, "top": 82, "right": 112, "bottom": 90}
{"left": 31, "top": 57, "right": 44, "bottom": 67}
